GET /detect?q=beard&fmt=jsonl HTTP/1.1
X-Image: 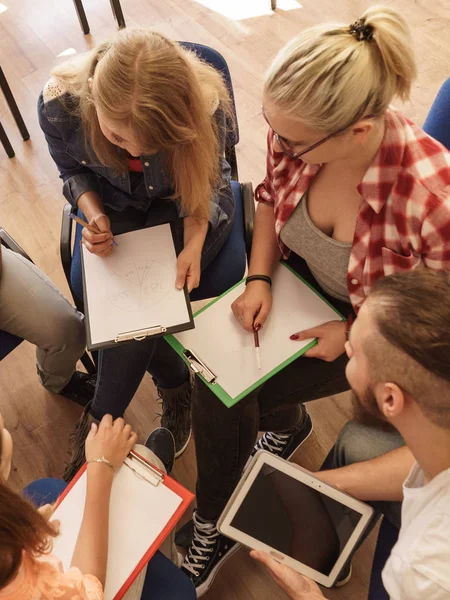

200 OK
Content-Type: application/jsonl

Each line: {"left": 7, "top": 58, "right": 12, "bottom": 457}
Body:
{"left": 351, "top": 389, "right": 397, "bottom": 433}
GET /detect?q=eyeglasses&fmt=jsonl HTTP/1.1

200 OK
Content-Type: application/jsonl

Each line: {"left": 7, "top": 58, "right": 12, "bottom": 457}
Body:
{"left": 262, "top": 108, "right": 374, "bottom": 160}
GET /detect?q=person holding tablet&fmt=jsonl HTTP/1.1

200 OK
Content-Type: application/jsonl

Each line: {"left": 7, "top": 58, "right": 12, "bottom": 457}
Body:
{"left": 251, "top": 270, "right": 450, "bottom": 600}
{"left": 180, "top": 6, "right": 450, "bottom": 595}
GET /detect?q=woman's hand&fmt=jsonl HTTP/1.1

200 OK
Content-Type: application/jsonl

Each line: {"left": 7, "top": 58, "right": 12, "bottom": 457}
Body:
{"left": 290, "top": 320, "right": 347, "bottom": 362}
{"left": 231, "top": 280, "right": 273, "bottom": 332}
{"left": 176, "top": 244, "right": 202, "bottom": 292}
{"left": 81, "top": 213, "right": 114, "bottom": 257}
{"left": 85, "top": 415, "right": 137, "bottom": 470}
{"left": 251, "top": 551, "right": 326, "bottom": 599}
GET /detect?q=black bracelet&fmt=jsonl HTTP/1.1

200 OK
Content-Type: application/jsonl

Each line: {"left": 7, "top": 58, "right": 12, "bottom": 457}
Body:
{"left": 245, "top": 274, "right": 272, "bottom": 287}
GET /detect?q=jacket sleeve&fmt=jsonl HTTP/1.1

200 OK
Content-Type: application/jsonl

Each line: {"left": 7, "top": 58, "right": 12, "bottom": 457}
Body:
{"left": 37, "top": 91, "right": 100, "bottom": 206}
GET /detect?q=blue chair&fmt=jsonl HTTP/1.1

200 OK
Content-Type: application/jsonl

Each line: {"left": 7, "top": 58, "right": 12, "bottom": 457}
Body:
{"left": 0, "top": 229, "right": 29, "bottom": 360}
{"left": 423, "top": 77, "right": 450, "bottom": 149}
{"left": 60, "top": 42, "right": 255, "bottom": 310}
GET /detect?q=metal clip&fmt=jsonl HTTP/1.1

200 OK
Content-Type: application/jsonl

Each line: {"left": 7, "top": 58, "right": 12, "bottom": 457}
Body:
{"left": 183, "top": 349, "right": 216, "bottom": 383}
{"left": 124, "top": 450, "right": 164, "bottom": 487}
{"left": 115, "top": 325, "right": 167, "bottom": 343}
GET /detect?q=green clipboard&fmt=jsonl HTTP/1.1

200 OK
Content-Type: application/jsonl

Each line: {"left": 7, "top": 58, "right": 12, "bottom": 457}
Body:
{"left": 165, "top": 262, "right": 345, "bottom": 408}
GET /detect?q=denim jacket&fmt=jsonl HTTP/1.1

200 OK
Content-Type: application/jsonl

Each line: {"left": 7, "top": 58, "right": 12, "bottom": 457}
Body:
{"left": 37, "top": 81, "right": 232, "bottom": 229}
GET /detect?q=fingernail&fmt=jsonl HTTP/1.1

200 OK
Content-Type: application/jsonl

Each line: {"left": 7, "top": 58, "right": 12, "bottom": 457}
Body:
{"left": 176, "top": 283, "right": 183, "bottom": 290}
{"left": 290, "top": 334, "right": 299, "bottom": 340}
{"left": 254, "top": 323, "right": 261, "bottom": 331}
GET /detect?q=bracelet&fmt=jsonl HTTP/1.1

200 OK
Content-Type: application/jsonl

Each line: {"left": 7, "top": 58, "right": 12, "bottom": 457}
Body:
{"left": 87, "top": 456, "right": 115, "bottom": 471}
{"left": 245, "top": 274, "right": 272, "bottom": 287}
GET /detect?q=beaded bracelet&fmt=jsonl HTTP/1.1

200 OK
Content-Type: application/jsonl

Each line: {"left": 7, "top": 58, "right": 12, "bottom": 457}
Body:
{"left": 245, "top": 274, "right": 272, "bottom": 287}
{"left": 87, "top": 456, "right": 115, "bottom": 471}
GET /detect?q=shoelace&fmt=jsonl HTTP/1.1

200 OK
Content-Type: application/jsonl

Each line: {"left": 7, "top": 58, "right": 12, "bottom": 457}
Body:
{"left": 253, "top": 431, "right": 292, "bottom": 454}
{"left": 183, "top": 513, "right": 220, "bottom": 577}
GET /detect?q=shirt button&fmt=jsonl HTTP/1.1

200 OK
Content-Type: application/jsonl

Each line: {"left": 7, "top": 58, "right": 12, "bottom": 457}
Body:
{"left": 81, "top": 160, "right": 86, "bottom": 165}
{"left": 351, "top": 278, "right": 359, "bottom": 285}
{"left": 148, "top": 185, "right": 154, "bottom": 190}
{"left": 144, "top": 162, "right": 150, "bottom": 167}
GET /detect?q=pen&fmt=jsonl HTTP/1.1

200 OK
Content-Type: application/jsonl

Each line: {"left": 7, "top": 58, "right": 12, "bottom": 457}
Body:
{"left": 70, "top": 213, "right": 118, "bottom": 246}
{"left": 253, "top": 325, "right": 262, "bottom": 370}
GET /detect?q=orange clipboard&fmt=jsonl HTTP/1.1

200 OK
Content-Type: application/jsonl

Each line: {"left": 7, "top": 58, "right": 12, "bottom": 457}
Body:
{"left": 54, "top": 449, "right": 194, "bottom": 600}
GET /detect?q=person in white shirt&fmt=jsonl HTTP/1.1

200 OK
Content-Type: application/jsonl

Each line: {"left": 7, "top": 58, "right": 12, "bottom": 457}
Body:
{"left": 251, "top": 269, "right": 450, "bottom": 600}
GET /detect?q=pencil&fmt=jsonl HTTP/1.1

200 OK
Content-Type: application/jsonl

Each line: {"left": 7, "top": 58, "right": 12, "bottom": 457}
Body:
{"left": 253, "top": 327, "right": 262, "bottom": 370}
{"left": 70, "top": 213, "right": 118, "bottom": 246}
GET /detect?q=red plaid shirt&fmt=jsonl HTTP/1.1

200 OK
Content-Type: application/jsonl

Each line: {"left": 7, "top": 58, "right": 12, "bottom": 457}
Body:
{"left": 255, "top": 109, "right": 450, "bottom": 311}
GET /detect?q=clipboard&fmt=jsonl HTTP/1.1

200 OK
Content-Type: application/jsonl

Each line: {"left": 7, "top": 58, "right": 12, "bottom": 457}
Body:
{"left": 81, "top": 224, "right": 194, "bottom": 351}
{"left": 52, "top": 449, "right": 194, "bottom": 600}
{"left": 166, "top": 262, "right": 344, "bottom": 408}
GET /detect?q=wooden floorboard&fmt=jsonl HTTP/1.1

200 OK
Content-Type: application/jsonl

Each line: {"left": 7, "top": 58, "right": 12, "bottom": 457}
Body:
{"left": 1, "top": 0, "right": 449, "bottom": 597}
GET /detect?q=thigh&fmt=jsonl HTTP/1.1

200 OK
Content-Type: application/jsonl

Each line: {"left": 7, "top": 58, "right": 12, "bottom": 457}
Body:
{"left": 257, "top": 352, "right": 350, "bottom": 417}
{"left": 0, "top": 248, "right": 83, "bottom": 345}
{"left": 141, "top": 552, "right": 196, "bottom": 600}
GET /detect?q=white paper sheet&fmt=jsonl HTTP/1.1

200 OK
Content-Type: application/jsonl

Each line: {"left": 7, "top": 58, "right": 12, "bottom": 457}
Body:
{"left": 52, "top": 462, "right": 183, "bottom": 600}
{"left": 82, "top": 224, "right": 191, "bottom": 346}
{"left": 175, "top": 264, "right": 342, "bottom": 399}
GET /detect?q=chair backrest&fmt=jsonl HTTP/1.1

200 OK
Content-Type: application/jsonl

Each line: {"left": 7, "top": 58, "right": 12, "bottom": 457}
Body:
{"left": 423, "top": 77, "right": 450, "bottom": 151}
{"left": 179, "top": 42, "right": 239, "bottom": 148}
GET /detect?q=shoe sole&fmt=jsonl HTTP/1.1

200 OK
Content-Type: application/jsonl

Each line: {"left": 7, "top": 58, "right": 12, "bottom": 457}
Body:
{"left": 195, "top": 542, "right": 241, "bottom": 598}
{"left": 175, "top": 427, "right": 192, "bottom": 458}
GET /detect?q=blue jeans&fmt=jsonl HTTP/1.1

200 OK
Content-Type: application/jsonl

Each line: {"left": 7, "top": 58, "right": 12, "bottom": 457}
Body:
{"left": 23, "top": 478, "right": 196, "bottom": 600}
{"left": 322, "top": 421, "right": 404, "bottom": 599}
{"left": 75, "top": 189, "right": 234, "bottom": 420}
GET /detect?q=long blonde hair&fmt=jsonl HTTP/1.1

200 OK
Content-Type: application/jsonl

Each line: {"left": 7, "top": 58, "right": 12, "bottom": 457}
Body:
{"left": 264, "top": 6, "right": 417, "bottom": 132}
{"left": 52, "top": 29, "right": 233, "bottom": 220}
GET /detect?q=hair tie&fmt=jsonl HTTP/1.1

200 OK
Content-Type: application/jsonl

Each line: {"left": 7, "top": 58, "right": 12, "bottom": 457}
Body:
{"left": 349, "top": 18, "right": 374, "bottom": 42}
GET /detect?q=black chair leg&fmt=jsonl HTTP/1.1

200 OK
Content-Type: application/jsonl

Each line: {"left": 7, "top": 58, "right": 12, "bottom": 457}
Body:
{"left": 0, "top": 121, "right": 14, "bottom": 158}
{"left": 0, "top": 68, "right": 29, "bottom": 142}
{"left": 81, "top": 351, "right": 96, "bottom": 375}
{"left": 271, "top": 0, "right": 277, "bottom": 8}
{"left": 72, "top": 0, "right": 90, "bottom": 34}
{"left": 110, "top": 0, "right": 126, "bottom": 29}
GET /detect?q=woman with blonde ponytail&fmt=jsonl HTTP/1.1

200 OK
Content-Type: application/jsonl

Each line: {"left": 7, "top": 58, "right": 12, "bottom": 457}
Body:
{"left": 181, "top": 7, "right": 450, "bottom": 596}
{"left": 38, "top": 29, "right": 234, "bottom": 478}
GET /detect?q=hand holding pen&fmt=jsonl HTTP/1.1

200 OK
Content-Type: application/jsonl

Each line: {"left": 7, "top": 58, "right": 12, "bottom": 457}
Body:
{"left": 71, "top": 213, "right": 118, "bottom": 257}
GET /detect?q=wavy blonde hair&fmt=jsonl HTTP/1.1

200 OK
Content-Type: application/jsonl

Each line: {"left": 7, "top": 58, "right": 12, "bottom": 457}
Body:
{"left": 52, "top": 29, "right": 233, "bottom": 220}
{"left": 264, "top": 5, "right": 417, "bottom": 132}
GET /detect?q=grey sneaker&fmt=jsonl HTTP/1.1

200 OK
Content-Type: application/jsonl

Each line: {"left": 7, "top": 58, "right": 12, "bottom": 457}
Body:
{"left": 156, "top": 377, "right": 192, "bottom": 457}
{"left": 62, "top": 401, "right": 99, "bottom": 482}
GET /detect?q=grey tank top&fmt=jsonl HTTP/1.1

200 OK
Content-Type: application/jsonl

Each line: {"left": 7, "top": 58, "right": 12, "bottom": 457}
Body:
{"left": 280, "top": 194, "right": 352, "bottom": 303}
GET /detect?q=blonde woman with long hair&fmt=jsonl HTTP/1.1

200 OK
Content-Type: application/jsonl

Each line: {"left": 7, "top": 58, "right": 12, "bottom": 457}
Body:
{"left": 38, "top": 29, "right": 234, "bottom": 479}
{"left": 179, "top": 7, "right": 450, "bottom": 597}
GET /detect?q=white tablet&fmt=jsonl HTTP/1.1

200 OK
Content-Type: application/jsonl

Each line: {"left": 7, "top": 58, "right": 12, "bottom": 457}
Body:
{"left": 217, "top": 451, "right": 374, "bottom": 587}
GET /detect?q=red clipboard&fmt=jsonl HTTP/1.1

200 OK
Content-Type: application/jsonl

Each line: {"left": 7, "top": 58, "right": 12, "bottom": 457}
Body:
{"left": 55, "top": 449, "right": 194, "bottom": 600}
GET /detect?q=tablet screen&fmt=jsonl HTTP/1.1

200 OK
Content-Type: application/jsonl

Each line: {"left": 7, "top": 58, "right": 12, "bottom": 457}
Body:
{"left": 230, "top": 465, "right": 363, "bottom": 575}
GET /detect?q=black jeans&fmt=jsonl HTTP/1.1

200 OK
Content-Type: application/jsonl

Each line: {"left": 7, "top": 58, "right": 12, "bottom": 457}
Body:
{"left": 88, "top": 188, "right": 235, "bottom": 421}
{"left": 193, "top": 254, "right": 353, "bottom": 520}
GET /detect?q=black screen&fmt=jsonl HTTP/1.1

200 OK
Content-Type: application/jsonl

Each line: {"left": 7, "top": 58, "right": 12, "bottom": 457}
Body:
{"left": 230, "top": 465, "right": 362, "bottom": 575}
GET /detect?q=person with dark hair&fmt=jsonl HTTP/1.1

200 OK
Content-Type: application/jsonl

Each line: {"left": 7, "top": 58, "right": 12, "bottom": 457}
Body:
{"left": 252, "top": 269, "right": 450, "bottom": 600}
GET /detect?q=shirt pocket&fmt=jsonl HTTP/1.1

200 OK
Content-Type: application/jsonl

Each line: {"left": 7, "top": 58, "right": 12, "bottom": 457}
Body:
{"left": 381, "top": 247, "right": 423, "bottom": 276}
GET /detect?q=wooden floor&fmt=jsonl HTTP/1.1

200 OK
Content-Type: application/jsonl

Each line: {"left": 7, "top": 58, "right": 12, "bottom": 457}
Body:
{"left": 1, "top": 0, "right": 449, "bottom": 598}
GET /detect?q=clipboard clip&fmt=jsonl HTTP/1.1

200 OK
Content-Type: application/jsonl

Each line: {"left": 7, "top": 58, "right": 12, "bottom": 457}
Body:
{"left": 183, "top": 349, "right": 216, "bottom": 384}
{"left": 124, "top": 450, "right": 164, "bottom": 487}
{"left": 115, "top": 325, "right": 167, "bottom": 343}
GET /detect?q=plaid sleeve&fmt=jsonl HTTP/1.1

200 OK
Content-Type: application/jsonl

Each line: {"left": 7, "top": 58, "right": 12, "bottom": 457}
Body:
{"left": 421, "top": 189, "right": 450, "bottom": 271}
{"left": 255, "top": 129, "right": 277, "bottom": 205}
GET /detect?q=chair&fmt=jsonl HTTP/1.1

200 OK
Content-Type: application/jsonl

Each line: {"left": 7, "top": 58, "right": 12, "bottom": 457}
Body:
{"left": 0, "top": 66, "right": 30, "bottom": 158}
{"left": 60, "top": 43, "right": 255, "bottom": 311}
{"left": 423, "top": 77, "right": 450, "bottom": 150}
{"left": 0, "top": 228, "right": 95, "bottom": 373}
{"left": 72, "top": 0, "right": 126, "bottom": 35}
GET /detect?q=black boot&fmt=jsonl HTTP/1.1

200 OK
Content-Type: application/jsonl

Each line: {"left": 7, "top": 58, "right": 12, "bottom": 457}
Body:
{"left": 156, "top": 377, "right": 192, "bottom": 457}
{"left": 58, "top": 371, "right": 96, "bottom": 407}
{"left": 62, "top": 401, "right": 99, "bottom": 482}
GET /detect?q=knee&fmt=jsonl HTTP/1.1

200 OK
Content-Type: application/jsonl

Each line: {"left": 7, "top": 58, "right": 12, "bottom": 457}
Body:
{"left": 334, "top": 420, "right": 370, "bottom": 468}
{"left": 49, "top": 309, "right": 86, "bottom": 354}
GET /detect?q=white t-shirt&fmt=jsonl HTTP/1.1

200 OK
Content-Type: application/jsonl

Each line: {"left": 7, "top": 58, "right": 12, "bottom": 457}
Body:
{"left": 382, "top": 463, "right": 450, "bottom": 599}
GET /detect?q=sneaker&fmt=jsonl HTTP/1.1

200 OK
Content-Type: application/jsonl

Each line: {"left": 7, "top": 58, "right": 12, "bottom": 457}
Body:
{"left": 144, "top": 427, "right": 176, "bottom": 474}
{"left": 181, "top": 511, "right": 240, "bottom": 597}
{"left": 250, "top": 405, "right": 313, "bottom": 461}
{"left": 59, "top": 371, "right": 96, "bottom": 407}
{"left": 62, "top": 401, "right": 99, "bottom": 482}
{"left": 155, "top": 377, "right": 192, "bottom": 458}
{"left": 175, "top": 518, "right": 194, "bottom": 549}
